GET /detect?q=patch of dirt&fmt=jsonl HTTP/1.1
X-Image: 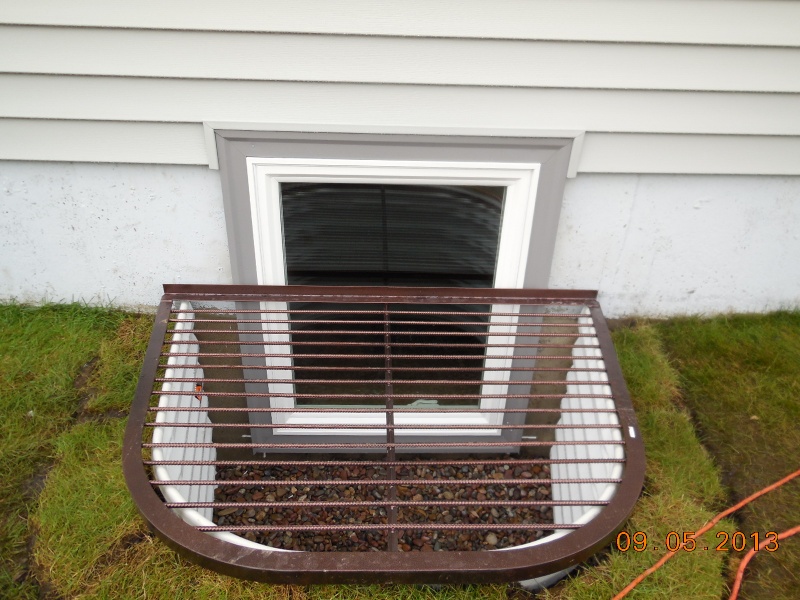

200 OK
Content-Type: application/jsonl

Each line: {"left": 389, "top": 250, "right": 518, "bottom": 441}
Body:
{"left": 21, "top": 464, "right": 53, "bottom": 503}
{"left": 9, "top": 521, "right": 43, "bottom": 594}
{"left": 6, "top": 360, "right": 104, "bottom": 596}
{"left": 83, "top": 409, "right": 128, "bottom": 424}
{"left": 606, "top": 318, "right": 639, "bottom": 332}
{"left": 29, "top": 553, "right": 66, "bottom": 600}
{"left": 16, "top": 356, "right": 131, "bottom": 596}
{"left": 71, "top": 357, "right": 128, "bottom": 423}
{"left": 120, "top": 531, "right": 150, "bottom": 550}
{"left": 9, "top": 526, "right": 35, "bottom": 586}
{"left": 9, "top": 464, "right": 56, "bottom": 589}
{"left": 506, "top": 585, "right": 537, "bottom": 599}
{"left": 86, "top": 531, "right": 151, "bottom": 582}
{"left": 73, "top": 356, "right": 99, "bottom": 392}
{"left": 72, "top": 356, "right": 100, "bottom": 421}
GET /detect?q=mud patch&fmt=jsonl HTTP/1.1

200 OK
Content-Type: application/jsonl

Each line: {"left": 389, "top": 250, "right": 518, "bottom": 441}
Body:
{"left": 87, "top": 531, "right": 151, "bottom": 581}
{"left": 6, "top": 360, "right": 104, "bottom": 596}
{"left": 9, "top": 524, "right": 36, "bottom": 586}
{"left": 83, "top": 409, "right": 128, "bottom": 424}
{"left": 28, "top": 549, "right": 66, "bottom": 600}
{"left": 71, "top": 357, "right": 128, "bottom": 422}
{"left": 73, "top": 356, "right": 100, "bottom": 392}
{"left": 22, "top": 464, "right": 53, "bottom": 503}
{"left": 72, "top": 356, "right": 100, "bottom": 420}
{"left": 10, "top": 521, "right": 43, "bottom": 595}
{"left": 606, "top": 318, "right": 639, "bottom": 332}
{"left": 9, "top": 464, "right": 56, "bottom": 589}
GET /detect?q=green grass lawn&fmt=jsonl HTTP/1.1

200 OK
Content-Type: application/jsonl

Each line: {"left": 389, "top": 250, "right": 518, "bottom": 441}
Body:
{"left": 657, "top": 314, "right": 800, "bottom": 599}
{"left": 1, "top": 304, "right": 797, "bottom": 599}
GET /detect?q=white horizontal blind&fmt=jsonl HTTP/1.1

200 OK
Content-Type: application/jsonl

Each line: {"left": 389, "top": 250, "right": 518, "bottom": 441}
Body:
{"left": 282, "top": 184, "right": 504, "bottom": 288}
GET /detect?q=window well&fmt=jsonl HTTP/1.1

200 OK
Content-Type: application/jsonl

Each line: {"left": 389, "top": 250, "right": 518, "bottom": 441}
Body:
{"left": 123, "top": 284, "right": 645, "bottom": 584}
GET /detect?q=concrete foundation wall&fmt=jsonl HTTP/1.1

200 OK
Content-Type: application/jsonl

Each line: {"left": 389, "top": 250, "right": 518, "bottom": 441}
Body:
{"left": 0, "top": 162, "right": 231, "bottom": 309}
{"left": 550, "top": 174, "right": 800, "bottom": 316}
{"left": 2, "top": 161, "right": 798, "bottom": 317}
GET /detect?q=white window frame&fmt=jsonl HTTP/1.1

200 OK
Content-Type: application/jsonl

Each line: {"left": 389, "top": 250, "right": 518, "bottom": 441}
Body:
{"left": 245, "top": 157, "right": 541, "bottom": 436}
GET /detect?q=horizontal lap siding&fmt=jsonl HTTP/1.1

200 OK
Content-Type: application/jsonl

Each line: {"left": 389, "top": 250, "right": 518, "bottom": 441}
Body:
{"left": 2, "top": 0, "right": 799, "bottom": 46}
{"left": 0, "top": 120, "right": 207, "bottom": 165}
{"left": 1, "top": 1, "right": 799, "bottom": 174}
{"left": 2, "top": 120, "right": 796, "bottom": 175}
{"left": 579, "top": 135, "right": 800, "bottom": 175}
{"left": 4, "top": 76, "right": 799, "bottom": 135}
{"left": 4, "top": 27, "right": 800, "bottom": 93}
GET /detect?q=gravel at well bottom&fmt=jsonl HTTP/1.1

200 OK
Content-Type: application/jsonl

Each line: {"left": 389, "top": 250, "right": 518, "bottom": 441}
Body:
{"left": 213, "top": 458, "right": 554, "bottom": 552}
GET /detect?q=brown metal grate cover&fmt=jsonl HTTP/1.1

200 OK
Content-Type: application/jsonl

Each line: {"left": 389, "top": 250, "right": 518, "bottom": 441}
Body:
{"left": 123, "top": 284, "right": 645, "bottom": 584}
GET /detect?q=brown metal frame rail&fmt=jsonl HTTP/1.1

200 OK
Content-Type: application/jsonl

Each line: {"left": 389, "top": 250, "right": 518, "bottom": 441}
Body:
{"left": 123, "top": 284, "right": 646, "bottom": 584}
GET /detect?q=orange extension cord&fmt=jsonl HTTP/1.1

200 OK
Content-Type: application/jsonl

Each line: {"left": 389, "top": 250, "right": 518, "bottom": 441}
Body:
{"left": 728, "top": 524, "right": 800, "bottom": 600}
{"left": 612, "top": 467, "right": 800, "bottom": 600}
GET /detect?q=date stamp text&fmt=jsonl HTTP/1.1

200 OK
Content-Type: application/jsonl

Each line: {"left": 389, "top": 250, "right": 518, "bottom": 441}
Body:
{"left": 615, "top": 531, "right": 780, "bottom": 553}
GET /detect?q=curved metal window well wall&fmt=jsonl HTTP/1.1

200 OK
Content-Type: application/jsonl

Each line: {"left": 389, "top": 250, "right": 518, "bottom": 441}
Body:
{"left": 123, "top": 284, "right": 645, "bottom": 585}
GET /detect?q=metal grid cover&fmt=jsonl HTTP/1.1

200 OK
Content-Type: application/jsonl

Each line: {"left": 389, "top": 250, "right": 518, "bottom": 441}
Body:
{"left": 123, "top": 284, "right": 645, "bottom": 584}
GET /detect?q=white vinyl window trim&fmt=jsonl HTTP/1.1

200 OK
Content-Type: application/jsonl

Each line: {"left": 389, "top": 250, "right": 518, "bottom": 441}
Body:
{"left": 245, "top": 157, "right": 541, "bottom": 436}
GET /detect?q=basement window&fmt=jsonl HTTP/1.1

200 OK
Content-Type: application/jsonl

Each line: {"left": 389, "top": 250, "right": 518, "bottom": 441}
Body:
{"left": 214, "top": 132, "right": 576, "bottom": 444}
{"left": 215, "top": 131, "right": 576, "bottom": 290}
{"left": 243, "top": 158, "right": 540, "bottom": 443}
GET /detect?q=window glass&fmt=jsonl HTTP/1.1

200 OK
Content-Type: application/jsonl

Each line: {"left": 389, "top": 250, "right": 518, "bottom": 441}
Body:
{"left": 281, "top": 184, "right": 505, "bottom": 288}
{"left": 280, "top": 184, "right": 506, "bottom": 408}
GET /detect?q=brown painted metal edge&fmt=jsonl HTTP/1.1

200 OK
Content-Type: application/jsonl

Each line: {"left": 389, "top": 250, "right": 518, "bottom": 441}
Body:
{"left": 122, "top": 286, "right": 644, "bottom": 584}
{"left": 161, "top": 283, "right": 599, "bottom": 305}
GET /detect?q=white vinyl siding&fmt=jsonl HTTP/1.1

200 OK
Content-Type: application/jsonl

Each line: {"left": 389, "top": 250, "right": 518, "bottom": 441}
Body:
{"left": 2, "top": 0, "right": 800, "bottom": 46}
{"left": 578, "top": 135, "right": 800, "bottom": 176}
{"left": 4, "top": 26, "right": 800, "bottom": 93}
{"left": 1, "top": 120, "right": 797, "bottom": 176}
{"left": 0, "top": 119, "right": 207, "bottom": 165}
{"left": 4, "top": 77, "right": 798, "bottom": 136}
{"left": 1, "top": 0, "right": 799, "bottom": 174}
